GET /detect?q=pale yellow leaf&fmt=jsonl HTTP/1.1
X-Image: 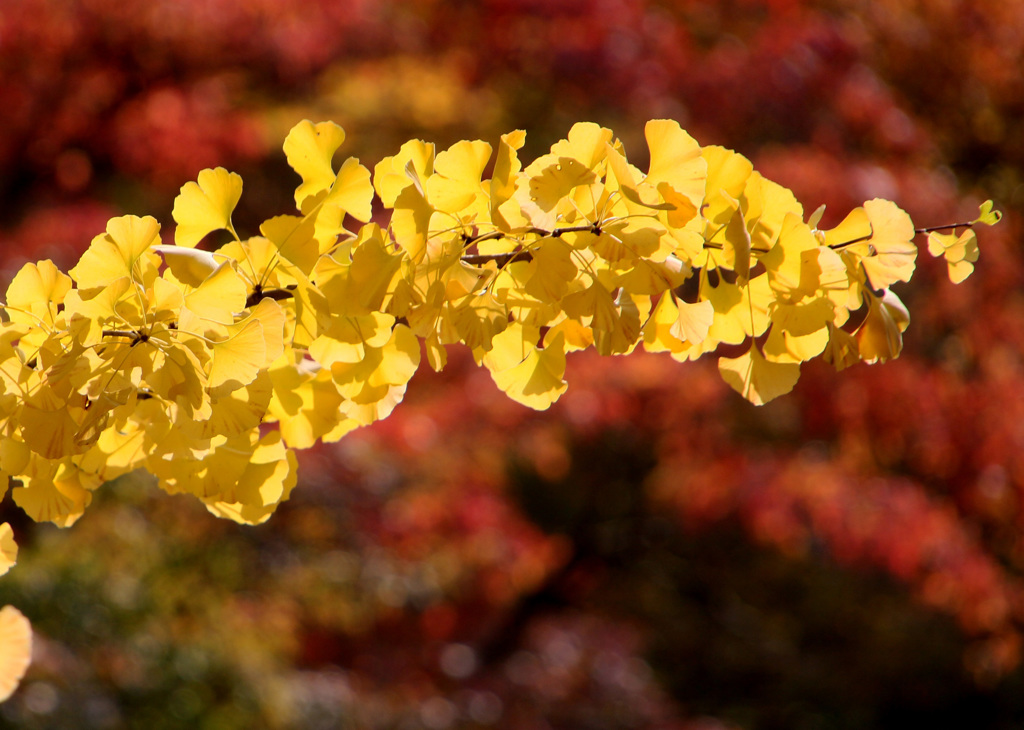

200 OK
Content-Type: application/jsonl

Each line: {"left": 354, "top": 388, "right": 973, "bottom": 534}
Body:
{"left": 284, "top": 120, "right": 347, "bottom": 207}
{"left": 0, "top": 524, "right": 16, "bottom": 577}
{"left": 172, "top": 167, "right": 243, "bottom": 247}
{"left": 0, "top": 605, "right": 31, "bottom": 702}
{"left": 718, "top": 342, "right": 801, "bottom": 405}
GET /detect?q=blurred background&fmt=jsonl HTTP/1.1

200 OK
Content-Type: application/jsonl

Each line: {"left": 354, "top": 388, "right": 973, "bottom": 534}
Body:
{"left": 0, "top": 0, "right": 1023, "bottom": 727}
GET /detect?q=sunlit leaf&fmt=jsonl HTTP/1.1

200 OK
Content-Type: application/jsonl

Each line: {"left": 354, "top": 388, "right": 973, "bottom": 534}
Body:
{"left": 975, "top": 200, "right": 1002, "bottom": 226}
{"left": 426, "top": 139, "right": 492, "bottom": 214}
{"left": 670, "top": 299, "right": 714, "bottom": 345}
{"left": 311, "top": 156, "right": 375, "bottom": 244}
{"left": 841, "top": 199, "right": 917, "bottom": 291}
{"left": 172, "top": 167, "right": 243, "bottom": 247}
{"left": 643, "top": 118, "right": 706, "bottom": 208}
{"left": 260, "top": 215, "right": 320, "bottom": 274}
{"left": 524, "top": 239, "right": 578, "bottom": 301}
{"left": 374, "top": 139, "right": 435, "bottom": 207}
{"left": 69, "top": 215, "right": 161, "bottom": 289}
{"left": 855, "top": 289, "right": 910, "bottom": 364}
{"left": 490, "top": 129, "right": 526, "bottom": 229}
{"left": 927, "top": 230, "right": 979, "bottom": 284}
{"left": 154, "top": 245, "right": 222, "bottom": 288}
{"left": 0, "top": 605, "right": 31, "bottom": 702}
{"left": 719, "top": 342, "right": 802, "bottom": 405}
{"left": 0, "top": 524, "right": 16, "bottom": 577}
{"left": 527, "top": 156, "right": 596, "bottom": 213}
{"left": 13, "top": 460, "right": 95, "bottom": 527}
{"left": 491, "top": 331, "right": 568, "bottom": 410}
{"left": 284, "top": 120, "right": 347, "bottom": 207}
{"left": 4, "top": 260, "right": 71, "bottom": 328}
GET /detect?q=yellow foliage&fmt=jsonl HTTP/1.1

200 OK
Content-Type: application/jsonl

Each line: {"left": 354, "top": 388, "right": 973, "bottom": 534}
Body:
{"left": 0, "top": 118, "right": 998, "bottom": 533}
{"left": 172, "top": 167, "right": 243, "bottom": 247}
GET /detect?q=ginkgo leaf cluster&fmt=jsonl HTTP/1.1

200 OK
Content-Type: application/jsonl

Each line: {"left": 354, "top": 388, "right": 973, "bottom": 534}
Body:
{"left": 0, "top": 118, "right": 1000, "bottom": 536}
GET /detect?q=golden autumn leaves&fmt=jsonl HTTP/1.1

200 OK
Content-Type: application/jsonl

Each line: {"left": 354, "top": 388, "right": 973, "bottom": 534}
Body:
{"left": 0, "top": 119, "right": 1001, "bottom": 530}
{"left": 0, "top": 117, "right": 1002, "bottom": 701}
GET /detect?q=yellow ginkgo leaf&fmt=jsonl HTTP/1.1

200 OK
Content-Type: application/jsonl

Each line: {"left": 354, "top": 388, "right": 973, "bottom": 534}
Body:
{"left": 604, "top": 145, "right": 674, "bottom": 212}
{"left": 61, "top": 277, "right": 133, "bottom": 334}
{"left": 268, "top": 354, "right": 344, "bottom": 449}
{"left": 592, "top": 292, "right": 643, "bottom": 357}
{"left": 820, "top": 205, "right": 870, "bottom": 247}
{"left": 491, "top": 332, "right": 568, "bottom": 410}
{"left": 4, "top": 260, "right": 72, "bottom": 328}
{"left": 670, "top": 298, "right": 714, "bottom": 345}
{"left": 927, "top": 230, "right": 979, "bottom": 284}
{"left": 642, "top": 293, "right": 689, "bottom": 355}
{"left": 424, "top": 332, "right": 447, "bottom": 371}
{"left": 490, "top": 129, "right": 526, "bottom": 223}
{"left": 373, "top": 139, "right": 435, "bottom": 207}
{"left": 309, "top": 311, "right": 394, "bottom": 366}
{"left": 855, "top": 289, "right": 910, "bottom": 364}
{"left": 172, "top": 167, "right": 243, "bottom": 247}
{"left": 13, "top": 463, "right": 93, "bottom": 528}
{"left": 0, "top": 605, "right": 31, "bottom": 702}
{"left": 657, "top": 182, "right": 700, "bottom": 233}
{"left": 427, "top": 139, "right": 492, "bottom": 214}
{"left": 84, "top": 423, "right": 148, "bottom": 479}
{"left": 546, "top": 315, "right": 593, "bottom": 353}
{"left": 147, "top": 341, "right": 211, "bottom": 420}
{"left": 390, "top": 185, "right": 436, "bottom": 263}
{"left": 703, "top": 276, "right": 748, "bottom": 346}
{"left": 180, "top": 261, "right": 248, "bottom": 330}
{"left": 203, "top": 433, "right": 298, "bottom": 525}
{"left": 618, "top": 255, "right": 691, "bottom": 296}
{"left": 346, "top": 227, "right": 405, "bottom": 313}
{"left": 197, "top": 371, "right": 274, "bottom": 439}
{"left": 524, "top": 239, "right": 578, "bottom": 302}
{"left": 260, "top": 215, "right": 319, "bottom": 273}
{"left": 742, "top": 172, "right": 803, "bottom": 253}
{"left": 371, "top": 324, "right": 421, "bottom": 388}
{"left": 846, "top": 199, "right": 917, "bottom": 291}
{"left": 280, "top": 273, "right": 330, "bottom": 348}
{"left": 762, "top": 298, "right": 834, "bottom": 364}
{"left": 0, "top": 524, "right": 17, "bottom": 577}
{"left": 20, "top": 387, "right": 82, "bottom": 460}
{"left": 526, "top": 156, "right": 597, "bottom": 214}
{"left": 69, "top": 215, "right": 161, "bottom": 289}
{"left": 718, "top": 342, "right": 802, "bottom": 406}
{"left": 0, "top": 440, "right": 28, "bottom": 485}
{"left": 153, "top": 245, "right": 222, "bottom": 288}
{"left": 822, "top": 324, "right": 861, "bottom": 371}
{"left": 550, "top": 122, "right": 614, "bottom": 171}
{"left": 312, "top": 157, "right": 375, "bottom": 241}
{"left": 702, "top": 145, "right": 753, "bottom": 214}
{"left": 482, "top": 321, "right": 540, "bottom": 373}
{"left": 284, "top": 120, "right": 347, "bottom": 208}
{"left": 218, "top": 235, "right": 280, "bottom": 293}
{"left": 451, "top": 293, "right": 509, "bottom": 352}
{"left": 718, "top": 195, "right": 752, "bottom": 282}
{"left": 643, "top": 119, "right": 706, "bottom": 208}
{"left": 249, "top": 297, "right": 286, "bottom": 364}
{"left": 975, "top": 200, "right": 1002, "bottom": 226}
{"left": 761, "top": 213, "right": 818, "bottom": 298}
{"left": 209, "top": 319, "right": 266, "bottom": 389}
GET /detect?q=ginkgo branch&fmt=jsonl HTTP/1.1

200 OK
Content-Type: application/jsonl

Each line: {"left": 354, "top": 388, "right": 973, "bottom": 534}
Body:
{"left": 914, "top": 221, "right": 978, "bottom": 234}
{"left": 461, "top": 251, "right": 533, "bottom": 267}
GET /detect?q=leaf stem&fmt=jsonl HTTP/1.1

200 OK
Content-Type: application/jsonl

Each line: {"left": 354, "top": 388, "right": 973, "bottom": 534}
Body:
{"left": 914, "top": 221, "right": 976, "bottom": 235}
